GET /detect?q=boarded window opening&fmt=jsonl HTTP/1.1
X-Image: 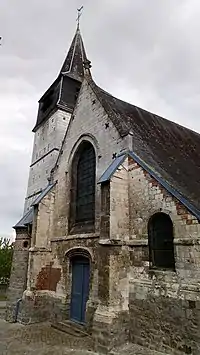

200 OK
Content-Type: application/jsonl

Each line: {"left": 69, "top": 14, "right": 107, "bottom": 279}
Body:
{"left": 148, "top": 212, "right": 175, "bottom": 270}
{"left": 23, "top": 241, "right": 28, "bottom": 248}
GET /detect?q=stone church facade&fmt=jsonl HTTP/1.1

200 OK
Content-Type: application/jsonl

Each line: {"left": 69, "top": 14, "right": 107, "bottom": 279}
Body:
{"left": 6, "top": 25, "right": 200, "bottom": 354}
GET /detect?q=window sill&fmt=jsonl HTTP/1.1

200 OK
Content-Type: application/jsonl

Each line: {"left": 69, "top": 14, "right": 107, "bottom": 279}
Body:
{"left": 69, "top": 221, "right": 95, "bottom": 235}
{"left": 149, "top": 266, "right": 176, "bottom": 274}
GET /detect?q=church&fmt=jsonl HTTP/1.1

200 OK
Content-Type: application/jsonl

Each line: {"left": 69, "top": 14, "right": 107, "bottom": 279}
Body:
{"left": 6, "top": 22, "right": 200, "bottom": 354}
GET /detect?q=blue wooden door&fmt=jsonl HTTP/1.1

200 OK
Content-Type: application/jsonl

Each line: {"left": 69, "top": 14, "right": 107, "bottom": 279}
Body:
{"left": 70, "top": 257, "right": 90, "bottom": 323}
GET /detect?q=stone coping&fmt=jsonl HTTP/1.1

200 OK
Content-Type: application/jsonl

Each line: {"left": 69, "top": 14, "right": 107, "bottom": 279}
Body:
{"left": 29, "top": 247, "right": 51, "bottom": 253}
{"left": 174, "top": 237, "right": 200, "bottom": 245}
{"left": 51, "top": 233, "right": 99, "bottom": 242}
{"left": 99, "top": 238, "right": 200, "bottom": 246}
{"left": 129, "top": 278, "right": 200, "bottom": 293}
{"left": 99, "top": 239, "right": 148, "bottom": 246}
{"left": 31, "top": 237, "right": 200, "bottom": 249}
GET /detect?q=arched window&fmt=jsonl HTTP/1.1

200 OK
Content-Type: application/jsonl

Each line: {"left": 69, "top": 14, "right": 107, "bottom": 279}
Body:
{"left": 70, "top": 141, "right": 96, "bottom": 231}
{"left": 148, "top": 213, "right": 175, "bottom": 270}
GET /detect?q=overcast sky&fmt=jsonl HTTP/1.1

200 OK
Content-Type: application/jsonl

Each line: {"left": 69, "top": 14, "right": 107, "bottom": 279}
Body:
{"left": 1, "top": 0, "right": 200, "bottom": 239}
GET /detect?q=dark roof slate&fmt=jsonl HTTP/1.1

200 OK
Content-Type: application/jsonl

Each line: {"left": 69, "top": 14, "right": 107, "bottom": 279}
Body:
{"left": 98, "top": 154, "right": 126, "bottom": 184}
{"left": 31, "top": 182, "right": 56, "bottom": 206}
{"left": 33, "top": 27, "right": 87, "bottom": 132}
{"left": 60, "top": 27, "right": 88, "bottom": 82}
{"left": 90, "top": 79, "right": 200, "bottom": 214}
{"left": 14, "top": 183, "right": 56, "bottom": 229}
{"left": 98, "top": 151, "right": 200, "bottom": 221}
{"left": 14, "top": 208, "right": 34, "bottom": 229}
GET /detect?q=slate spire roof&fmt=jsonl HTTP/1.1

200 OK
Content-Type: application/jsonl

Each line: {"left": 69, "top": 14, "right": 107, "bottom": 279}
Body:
{"left": 59, "top": 26, "right": 88, "bottom": 82}
{"left": 33, "top": 26, "right": 88, "bottom": 132}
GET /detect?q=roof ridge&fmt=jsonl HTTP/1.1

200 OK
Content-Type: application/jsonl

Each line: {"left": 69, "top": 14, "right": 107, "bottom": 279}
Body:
{"left": 67, "top": 28, "right": 79, "bottom": 74}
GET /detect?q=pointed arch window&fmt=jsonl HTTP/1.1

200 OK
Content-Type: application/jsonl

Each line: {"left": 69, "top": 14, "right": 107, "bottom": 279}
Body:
{"left": 70, "top": 141, "right": 96, "bottom": 232}
{"left": 148, "top": 212, "right": 175, "bottom": 270}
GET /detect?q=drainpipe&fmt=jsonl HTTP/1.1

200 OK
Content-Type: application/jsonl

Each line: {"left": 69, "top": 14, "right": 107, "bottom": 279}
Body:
{"left": 14, "top": 298, "right": 22, "bottom": 323}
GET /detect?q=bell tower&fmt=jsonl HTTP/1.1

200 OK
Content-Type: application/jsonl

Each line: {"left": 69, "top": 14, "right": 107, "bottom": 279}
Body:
{"left": 24, "top": 26, "right": 88, "bottom": 213}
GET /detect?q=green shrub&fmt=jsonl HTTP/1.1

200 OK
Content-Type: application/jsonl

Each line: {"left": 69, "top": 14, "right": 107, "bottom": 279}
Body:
{"left": 0, "top": 238, "right": 13, "bottom": 285}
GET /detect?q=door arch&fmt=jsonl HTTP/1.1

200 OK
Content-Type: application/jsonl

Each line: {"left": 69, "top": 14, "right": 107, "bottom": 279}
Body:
{"left": 70, "top": 256, "right": 90, "bottom": 324}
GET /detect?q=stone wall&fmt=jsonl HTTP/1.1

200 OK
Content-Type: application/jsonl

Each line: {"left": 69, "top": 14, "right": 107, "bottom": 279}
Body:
{"left": 20, "top": 236, "right": 99, "bottom": 328}
{"left": 0, "top": 284, "right": 7, "bottom": 297}
{"left": 127, "top": 155, "right": 200, "bottom": 354}
{"left": 24, "top": 109, "right": 71, "bottom": 213}
{"left": 110, "top": 160, "right": 129, "bottom": 241}
{"left": 34, "top": 187, "right": 56, "bottom": 247}
{"left": 52, "top": 78, "right": 130, "bottom": 239}
{"left": 129, "top": 278, "right": 200, "bottom": 354}
{"left": 93, "top": 244, "right": 130, "bottom": 354}
{"left": 6, "top": 228, "right": 30, "bottom": 322}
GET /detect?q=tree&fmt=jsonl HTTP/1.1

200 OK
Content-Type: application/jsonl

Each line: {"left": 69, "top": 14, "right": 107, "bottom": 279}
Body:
{"left": 0, "top": 238, "right": 13, "bottom": 285}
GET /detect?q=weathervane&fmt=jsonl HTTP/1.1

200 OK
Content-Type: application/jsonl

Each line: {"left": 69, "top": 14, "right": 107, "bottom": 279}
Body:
{"left": 76, "top": 6, "right": 83, "bottom": 28}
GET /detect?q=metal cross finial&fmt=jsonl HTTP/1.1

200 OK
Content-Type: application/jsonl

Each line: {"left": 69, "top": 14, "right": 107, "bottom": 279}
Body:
{"left": 76, "top": 6, "right": 83, "bottom": 29}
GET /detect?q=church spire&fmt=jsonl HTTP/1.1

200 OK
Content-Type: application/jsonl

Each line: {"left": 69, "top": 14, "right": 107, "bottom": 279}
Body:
{"left": 33, "top": 19, "right": 89, "bottom": 132}
{"left": 60, "top": 25, "right": 88, "bottom": 82}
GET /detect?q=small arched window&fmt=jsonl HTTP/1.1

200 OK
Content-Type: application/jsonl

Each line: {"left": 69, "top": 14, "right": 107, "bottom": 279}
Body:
{"left": 148, "top": 213, "right": 175, "bottom": 270}
{"left": 70, "top": 141, "right": 96, "bottom": 231}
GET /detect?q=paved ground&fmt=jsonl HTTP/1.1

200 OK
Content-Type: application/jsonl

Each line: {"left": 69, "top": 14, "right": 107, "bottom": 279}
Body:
{"left": 111, "top": 344, "right": 172, "bottom": 355}
{"left": 0, "top": 319, "right": 96, "bottom": 355}
{"left": 0, "top": 319, "right": 172, "bottom": 355}
{"left": 0, "top": 303, "right": 170, "bottom": 355}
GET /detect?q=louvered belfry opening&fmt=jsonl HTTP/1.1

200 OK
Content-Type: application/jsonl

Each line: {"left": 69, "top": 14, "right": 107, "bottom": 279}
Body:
{"left": 148, "top": 212, "right": 175, "bottom": 270}
{"left": 70, "top": 141, "right": 96, "bottom": 232}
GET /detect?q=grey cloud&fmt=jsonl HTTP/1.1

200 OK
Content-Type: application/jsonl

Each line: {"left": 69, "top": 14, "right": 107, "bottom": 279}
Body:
{"left": 1, "top": 0, "right": 200, "bottom": 237}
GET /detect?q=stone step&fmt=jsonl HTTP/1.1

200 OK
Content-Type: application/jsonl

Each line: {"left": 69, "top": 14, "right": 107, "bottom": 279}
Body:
{"left": 51, "top": 320, "right": 89, "bottom": 338}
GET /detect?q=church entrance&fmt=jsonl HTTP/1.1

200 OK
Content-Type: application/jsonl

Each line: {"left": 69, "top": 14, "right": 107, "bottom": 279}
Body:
{"left": 70, "top": 256, "right": 90, "bottom": 324}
